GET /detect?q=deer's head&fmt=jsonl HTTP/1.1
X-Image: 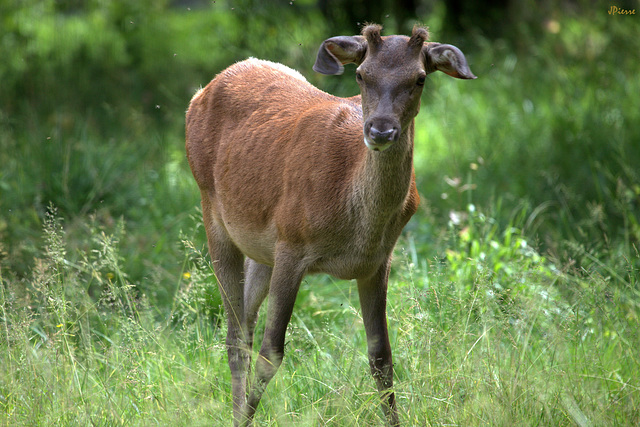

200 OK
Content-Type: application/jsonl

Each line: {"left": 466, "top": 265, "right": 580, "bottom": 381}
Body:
{"left": 314, "top": 24, "right": 476, "bottom": 151}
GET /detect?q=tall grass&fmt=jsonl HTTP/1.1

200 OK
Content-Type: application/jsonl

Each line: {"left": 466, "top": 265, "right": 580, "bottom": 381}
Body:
{"left": 0, "top": 207, "right": 228, "bottom": 425}
{"left": 1, "top": 204, "right": 638, "bottom": 425}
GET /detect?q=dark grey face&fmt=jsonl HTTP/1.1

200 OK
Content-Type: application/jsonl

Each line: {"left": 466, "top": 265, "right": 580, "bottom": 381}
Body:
{"left": 313, "top": 25, "right": 476, "bottom": 152}
{"left": 355, "top": 36, "right": 427, "bottom": 152}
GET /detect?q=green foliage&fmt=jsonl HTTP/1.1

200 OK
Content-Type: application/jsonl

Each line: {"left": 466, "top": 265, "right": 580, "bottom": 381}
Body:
{"left": 171, "top": 230, "right": 223, "bottom": 329}
{"left": 0, "top": 0, "right": 329, "bottom": 294}
{"left": 0, "top": 208, "right": 227, "bottom": 425}
{"left": 440, "top": 203, "right": 569, "bottom": 336}
{"left": 414, "top": 8, "right": 640, "bottom": 259}
{"left": 1, "top": 204, "right": 638, "bottom": 425}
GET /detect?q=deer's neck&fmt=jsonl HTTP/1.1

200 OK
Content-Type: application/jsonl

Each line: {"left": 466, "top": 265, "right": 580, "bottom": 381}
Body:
{"left": 351, "top": 121, "right": 415, "bottom": 225}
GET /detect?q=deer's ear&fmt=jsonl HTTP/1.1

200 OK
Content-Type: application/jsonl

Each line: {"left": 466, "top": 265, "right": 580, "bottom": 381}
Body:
{"left": 423, "top": 43, "right": 477, "bottom": 80}
{"left": 313, "top": 36, "right": 367, "bottom": 75}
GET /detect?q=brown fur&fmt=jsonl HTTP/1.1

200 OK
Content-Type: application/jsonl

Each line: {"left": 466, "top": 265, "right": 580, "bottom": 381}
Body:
{"left": 186, "top": 25, "right": 475, "bottom": 426}
{"left": 362, "top": 23, "right": 384, "bottom": 48}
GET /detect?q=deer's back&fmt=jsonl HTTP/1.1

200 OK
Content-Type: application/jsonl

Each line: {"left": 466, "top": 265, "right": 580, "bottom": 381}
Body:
{"left": 185, "top": 59, "right": 374, "bottom": 267}
{"left": 186, "top": 58, "right": 362, "bottom": 185}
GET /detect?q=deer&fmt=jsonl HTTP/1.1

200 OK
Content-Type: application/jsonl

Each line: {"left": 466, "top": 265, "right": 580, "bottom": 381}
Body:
{"left": 185, "top": 24, "right": 475, "bottom": 426}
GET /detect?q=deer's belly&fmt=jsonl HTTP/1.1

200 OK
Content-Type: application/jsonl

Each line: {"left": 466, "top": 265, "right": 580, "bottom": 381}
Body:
{"left": 306, "top": 242, "right": 392, "bottom": 280}
{"left": 225, "top": 223, "right": 277, "bottom": 266}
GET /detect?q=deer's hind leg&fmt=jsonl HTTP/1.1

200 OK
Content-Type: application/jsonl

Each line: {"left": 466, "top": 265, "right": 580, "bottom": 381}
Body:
{"left": 243, "top": 259, "right": 272, "bottom": 389}
{"left": 242, "top": 247, "right": 306, "bottom": 425}
{"left": 201, "top": 192, "right": 249, "bottom": 425}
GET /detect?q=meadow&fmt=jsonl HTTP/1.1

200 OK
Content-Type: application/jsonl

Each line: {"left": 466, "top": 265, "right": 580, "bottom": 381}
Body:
{"left": 1, "top": 1, "right": 639, "bottom": 425}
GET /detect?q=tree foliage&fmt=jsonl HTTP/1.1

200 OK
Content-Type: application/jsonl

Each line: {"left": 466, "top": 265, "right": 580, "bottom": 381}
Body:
{"left": 0, "top": 0, "right": 638, "bottom": 292}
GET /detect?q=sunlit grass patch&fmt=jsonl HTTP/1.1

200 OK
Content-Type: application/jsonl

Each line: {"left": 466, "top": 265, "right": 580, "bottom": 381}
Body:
{"left": 2, "top": 200, "right": 639, "bottom": 425}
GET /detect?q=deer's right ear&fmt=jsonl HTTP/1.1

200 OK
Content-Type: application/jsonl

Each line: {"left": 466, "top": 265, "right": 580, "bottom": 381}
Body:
{"left": 422, "top": 43, "right": 477, "bottom": 80}
{"left": 313, "top": 36, "right": 367, "bottom": 75}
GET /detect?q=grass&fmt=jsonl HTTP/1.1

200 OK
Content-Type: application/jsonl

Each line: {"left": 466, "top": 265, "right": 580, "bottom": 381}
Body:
{"left": 1, "top": 205, "right": 638, "bottom": 426}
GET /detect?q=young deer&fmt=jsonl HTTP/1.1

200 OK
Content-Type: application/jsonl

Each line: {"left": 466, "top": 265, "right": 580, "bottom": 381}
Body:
{"left": 186, "top": 24, "right": 475, "bottom": 426}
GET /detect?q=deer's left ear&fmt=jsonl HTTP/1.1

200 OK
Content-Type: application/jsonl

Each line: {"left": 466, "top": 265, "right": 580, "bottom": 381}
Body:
{"left": 313, "top": 36, "right": 367, "bottom": 75}
{"left": 423, "top": 43, "right": 477, "bottom": 79}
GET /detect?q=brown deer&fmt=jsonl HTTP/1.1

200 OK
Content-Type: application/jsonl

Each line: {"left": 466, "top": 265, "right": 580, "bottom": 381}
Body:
{"left": 185, "top": 24, "right": 475, "bottom": 426}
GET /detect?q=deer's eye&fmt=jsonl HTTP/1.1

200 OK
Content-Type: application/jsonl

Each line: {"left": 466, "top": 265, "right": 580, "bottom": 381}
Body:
{"left": 416, "top": 75, "right": 426, "bottom": 86}
{"left": 355, "top": 71, "right": 364, "bottom": 82}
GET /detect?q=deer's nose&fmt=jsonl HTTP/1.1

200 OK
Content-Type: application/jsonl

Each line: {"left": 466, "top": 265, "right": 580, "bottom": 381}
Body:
{"left": 364, "top": 125, "right": 398, "bottom": 151}
{"left": 363, "top": 118, "right": 400, "bottom": 151}
{"left": 369, "top": 127, "right": 398, "bottom": 143}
